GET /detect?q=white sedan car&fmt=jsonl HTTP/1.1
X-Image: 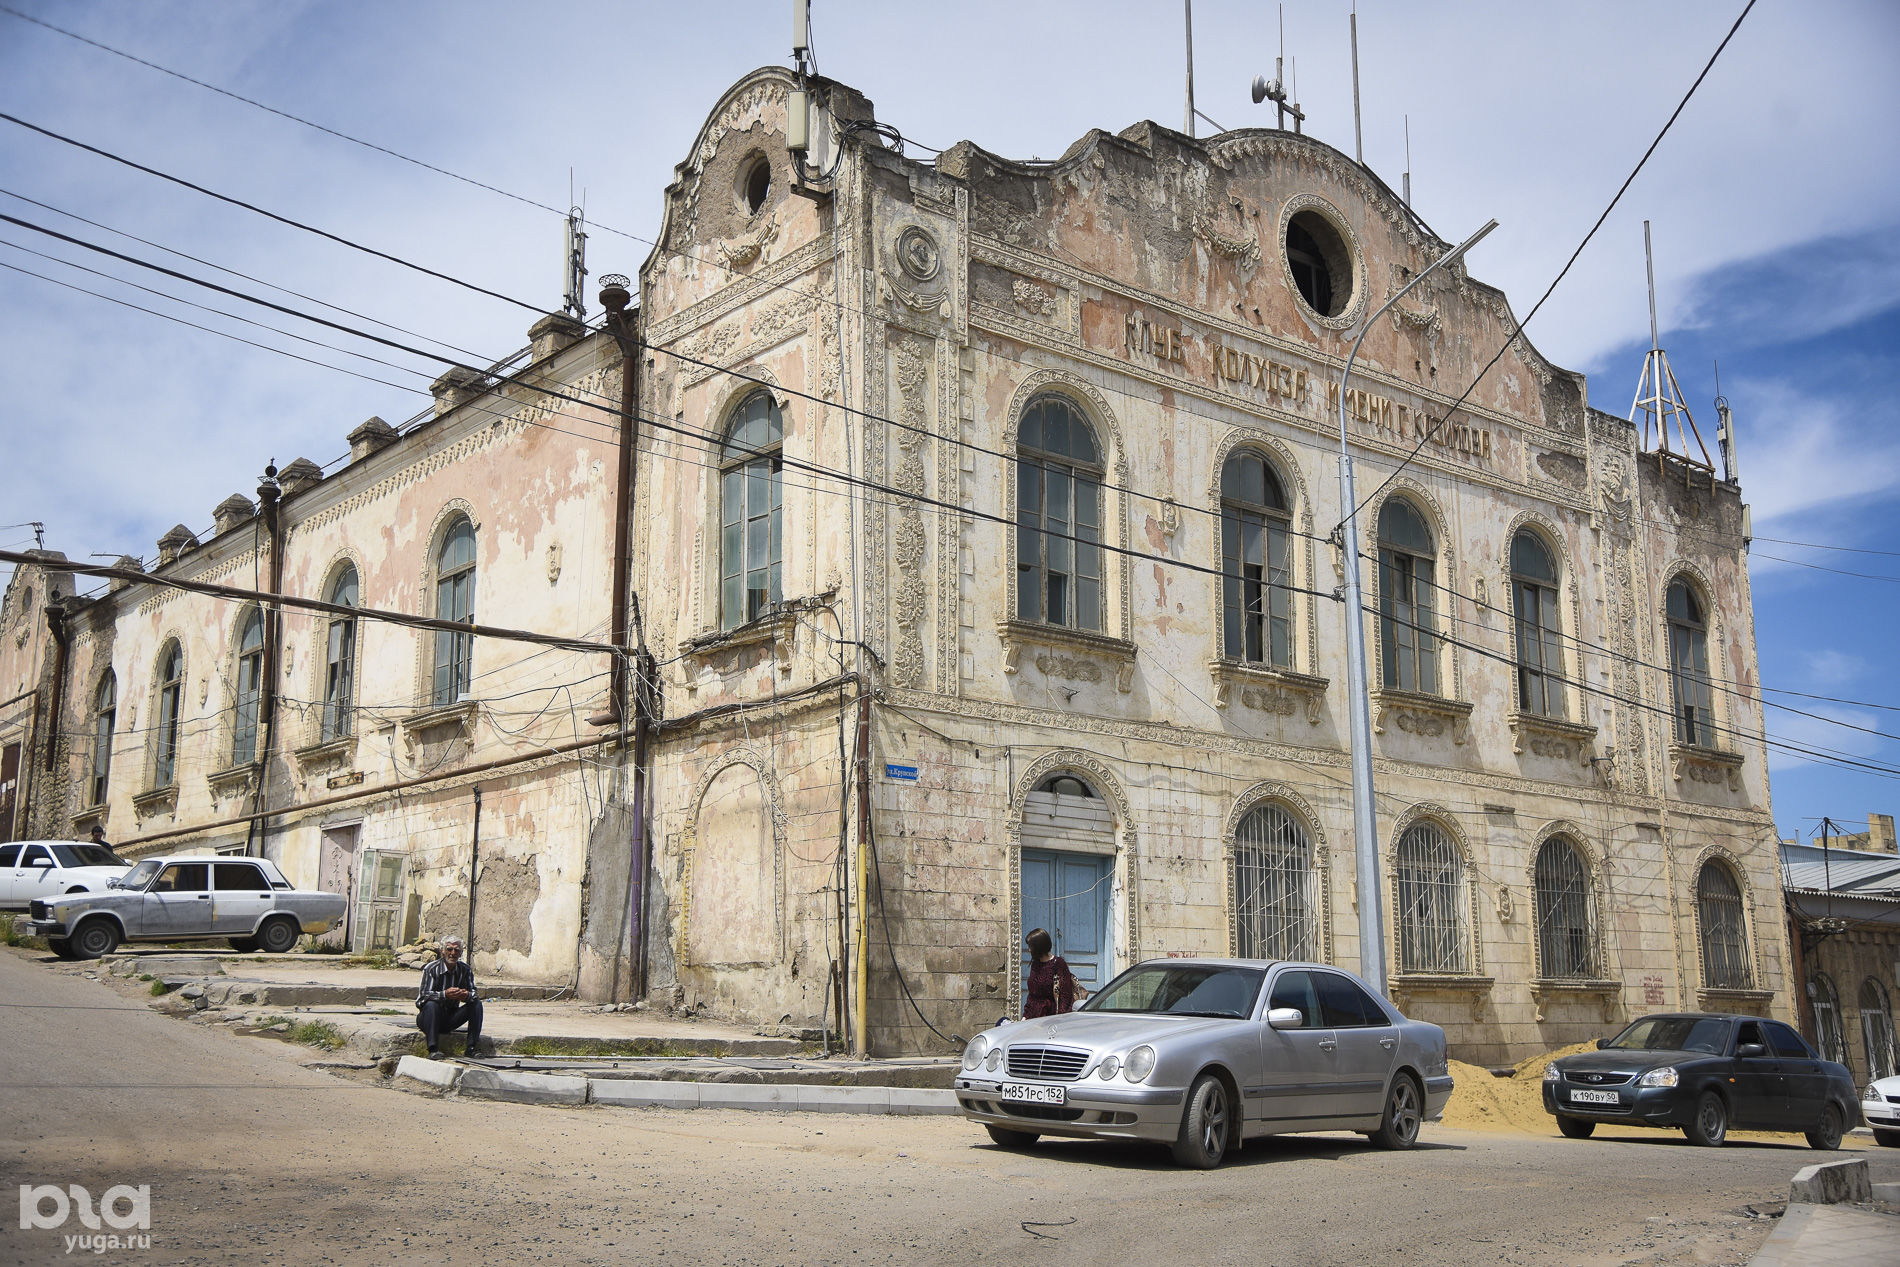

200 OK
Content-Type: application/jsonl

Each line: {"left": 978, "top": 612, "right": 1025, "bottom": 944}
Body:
{"left": 1864, "top": 1073, "right": 1900, "bottom": 1147}
{"left": 0, "top": 840, "right": 130, "bottom": 911}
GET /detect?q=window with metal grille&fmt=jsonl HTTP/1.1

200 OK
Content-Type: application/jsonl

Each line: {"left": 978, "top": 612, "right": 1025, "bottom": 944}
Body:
{"left": 1861, "top": 978, "right": 1896, "bottom": 1082}
{"left": 1695, "top": 861, "right": 1750, "bottom": 989}
{"left": 432, "top": 517, "right": 476, "bottom": 705}
{"left": 1532, "top": 835, "right": 1597, "bottom": 978}
{"left": 322, "top": 566, "right": 358, "bottom": 743}
{"left": 1811, "top": 972, "right": 1848, "bottom": 1065}
{"left": 1395, "top": 821, "right": 1467, "bottom": 974}
{"left": 1220, "top": 451, "right": 1293, "bottom": 667}
{"left": 1511, "top": 531, "right": 1565, "bottom": 718}
{"left": 1378, "top": 499, "right": 1438, "bottom": 693}
{"left": 153, "top": 640, "right": 183, "bottom": 787}
{"left": 1666, "top": 580, "right": 1715, "bottom": 746}
{"left": 90, "top": 671, "right": 115, "bottom": 806}
{"left": 720, "top": 391, "right": 783, "bottom": 629}
{"left": 1233, "top": 802, "right": 1316, "bottom": 961}
{"left": 1016, "top": 395, "right": 1103, "bottom": 631}
{"left": 231, "top": 609, "right": 265, "bottom": 763}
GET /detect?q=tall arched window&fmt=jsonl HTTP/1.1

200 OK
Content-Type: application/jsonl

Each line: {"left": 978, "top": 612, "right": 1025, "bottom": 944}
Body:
{"left": 90, "top": 671, "right": 116, "bottom": 806}
{"left": 1512, "top": 531, "right": 1564, "bottom": 718}
{"left": 433, "top": 517, "right": 476, "bottom": 705}
{"left": 1220, "top": 451, "right": 1293, "bottom": 667}
{"left": 231, "top": 610, "right": 265, "bottom": 764}
{"left": 1667, "top": 580, "right": 1714, "bottom": 746}
{"left": 1861, "top": 978, "right": 1897, "bottom": 1082}
{"left": 1695, "top": 860, "right": 1750, "bottom": 989}
{"left": 153, "top": 641, "right": 183, "bottom": 787}
{"left": 1233, "top": 802, "right": 1316, "bottom": 960}
{"left": 1395, "top": 821, "right": 1466, "bottom": 973}
{"left": 720, "top": 391, "right": 783, "bottom": 630}
{"left": 1811, "top": 972, "right": 1847, "bottom": 1065}
{"left": 1016, "top": 395, "right": 1103, "bottom": 631}
{"left": 322, "top": 566, "right": 358, "bottom": 743}
{"left": 1532, "top": 835, "right": 1597, "bottom": 978}
{"left": 1378, "top": 499, "right": 1438, "bottom": 693}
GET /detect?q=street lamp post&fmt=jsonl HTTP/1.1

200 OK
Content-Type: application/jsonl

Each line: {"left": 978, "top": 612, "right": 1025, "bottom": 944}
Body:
{"left": 1337, "top": 218, "right": 1497, "bottom": 995}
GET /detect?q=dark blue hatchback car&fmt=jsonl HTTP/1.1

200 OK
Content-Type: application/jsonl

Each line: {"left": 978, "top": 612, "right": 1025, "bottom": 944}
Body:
{"left": 1542, "top": 1013, "right": 1858, "bottom": 1148}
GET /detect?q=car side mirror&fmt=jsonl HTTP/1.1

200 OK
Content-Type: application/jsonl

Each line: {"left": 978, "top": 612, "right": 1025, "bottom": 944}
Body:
{"left": 1267, "top": 1007, "right": 1304, "bottom": 1030}
{"left": 1595, "top": 1038, "right": 1610, "bottom": 1049}
{"left": 1736, "top": 1043, "right": 1766, "bottom": 1059}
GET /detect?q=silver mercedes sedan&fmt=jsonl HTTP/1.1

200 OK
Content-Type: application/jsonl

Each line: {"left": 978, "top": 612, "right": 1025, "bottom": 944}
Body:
{"left": 955, "top": 958, "right": 1453, "bottom": 1168}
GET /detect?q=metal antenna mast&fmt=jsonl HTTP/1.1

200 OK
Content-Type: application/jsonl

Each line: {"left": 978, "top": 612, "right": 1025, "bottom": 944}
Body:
{"left": 561, "top": 175, "right": 588, "bottom": 322}
{"left": 1629, "top": 220, "right": 1713, "bottom": 471}
{"left": 1184, "top": 0, "right": 1195, "bottom": 138}
{"left": 1350, "top": 3, "right": 1363, "bottom": 163}
{"left": 1402, "top": 116, "right": 1411, "bottom": 205}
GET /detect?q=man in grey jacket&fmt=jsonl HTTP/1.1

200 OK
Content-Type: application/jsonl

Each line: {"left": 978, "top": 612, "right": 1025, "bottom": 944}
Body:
{"left": 416, "top": 934, "right": 483, "bottom": 1058}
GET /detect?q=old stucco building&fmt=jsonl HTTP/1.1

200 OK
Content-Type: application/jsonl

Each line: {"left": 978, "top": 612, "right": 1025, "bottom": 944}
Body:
{"left": 2, "top": 65, "right": 1786, "bottom": 1062}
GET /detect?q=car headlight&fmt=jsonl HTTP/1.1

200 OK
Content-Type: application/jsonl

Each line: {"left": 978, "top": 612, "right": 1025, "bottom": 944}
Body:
{"left": 1097, "top": 1054, "right": 1122, "bottom": 1080}
{"left": 984, "top": 1048, "right": 1003, "bottom": 1073}
{"left": 1638, "top": 1066, "right": 1678, "bottom": 1088}
{"left": 1124, "top": 1045, "right": 1156, "bottom": 1083}
{"left": 961, "top": 1035, "right": 988, "bottom": 1071}
{"left": 1543, "top": 1064, "right": 1562, "bottom": 1083}
{"left": 1865, "top": 1084, "right": 1883, "bottom": 1102}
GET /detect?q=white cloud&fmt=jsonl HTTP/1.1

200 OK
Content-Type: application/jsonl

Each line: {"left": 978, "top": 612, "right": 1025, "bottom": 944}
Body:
{"left": 1801, "top": 649, "right": 1868, "bottom": 688}
{"left": 1764, "top": 703, "right": 1889, "bottom": 775}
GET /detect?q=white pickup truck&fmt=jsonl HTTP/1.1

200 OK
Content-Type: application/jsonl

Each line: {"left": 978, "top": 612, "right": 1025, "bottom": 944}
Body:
{"left": 0, "top": 840, "right": 131, "bottom": 911}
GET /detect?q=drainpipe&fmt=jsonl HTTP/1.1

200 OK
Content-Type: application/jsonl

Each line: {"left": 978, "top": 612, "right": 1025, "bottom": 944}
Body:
{"left": 248, "top": 464, "right": 284, "bottom": 860}
{"left": 854, "top": 688, "right": 871, "bottom": 1055}
{"left": 466, "top": 785, "right": 483, "bottom": 969}
{"left": 41, "top": 600, "right": 68, "bottom": 777}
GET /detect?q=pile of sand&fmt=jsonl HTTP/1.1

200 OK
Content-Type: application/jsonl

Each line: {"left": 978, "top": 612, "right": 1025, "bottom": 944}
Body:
{"left": 1440, "top": 1041, "right": 1595, "bottom": 1133}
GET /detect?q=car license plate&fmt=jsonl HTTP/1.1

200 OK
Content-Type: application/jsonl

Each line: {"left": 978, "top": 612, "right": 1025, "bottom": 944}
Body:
{"left": 1569, "top": 1089, "right": 1619, "bottom": 1105}
{"left": 999, "top": 1083, "right": 1066, "bottom": 1106}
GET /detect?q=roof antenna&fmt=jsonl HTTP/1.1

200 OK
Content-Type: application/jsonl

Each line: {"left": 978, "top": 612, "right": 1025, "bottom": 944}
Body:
{"left": 1184, "top": 0, "right": 1196, "bottom": 138}
{"left": 1713, "top": 358, "right": 1739, "bottom": 484}
{"left": 561, "top": 170, "right": 588, "bottom": 322}
{"left": 1350, "top": 3, "right": 1363, "bottom": 163}
{"left": 1403, "top": 115, "right": 1412, "bottom": 206}
{"left": 1629, "top": 220, "right": 1713, "bottom": 473}
{"left": 1249, "top": 6, "right": 1304, "bottom": 133}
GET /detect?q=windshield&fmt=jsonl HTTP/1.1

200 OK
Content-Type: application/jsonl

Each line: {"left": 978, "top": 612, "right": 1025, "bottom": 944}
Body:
{"left": 1605, "top": 1017, "right": 1731, "bottom": 1055}
{"left": 1084, "top": 964, "right": 1264, "bottom": 1019}
{"left": 52, "top": 844, "right": 129, "bottom": 869}
{"left": 118, "top": 859, "right": 163, "bottom": 891}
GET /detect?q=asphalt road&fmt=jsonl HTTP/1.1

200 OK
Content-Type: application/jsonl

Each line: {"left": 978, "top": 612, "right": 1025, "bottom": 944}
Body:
{"left": 3, "top": 947, "right": 1896, "bottom": 1267}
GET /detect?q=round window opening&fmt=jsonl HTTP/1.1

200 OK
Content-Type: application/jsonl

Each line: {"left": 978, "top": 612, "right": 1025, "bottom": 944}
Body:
{"left": 741, "top": 155, "right": 772, "bottom": 216}
{"left": 1285, "top": 209, "right": 1354, "bottom": 318}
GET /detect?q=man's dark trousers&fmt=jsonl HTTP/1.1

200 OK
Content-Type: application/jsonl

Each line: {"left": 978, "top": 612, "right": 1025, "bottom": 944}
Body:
{"left": 418, "top": 999, "right": 484, "bottom": 1054}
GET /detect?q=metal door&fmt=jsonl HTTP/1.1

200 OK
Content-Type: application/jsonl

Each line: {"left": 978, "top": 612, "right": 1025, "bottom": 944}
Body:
{"left": 316, "top": 825, "right": 360, "bottom": 948}
{"left": 1021, "top": 849, "right": 1113, "bottom": 998}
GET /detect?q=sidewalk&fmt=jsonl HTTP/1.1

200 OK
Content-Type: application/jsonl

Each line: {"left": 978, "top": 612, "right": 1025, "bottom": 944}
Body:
{"left": 1749, "top": 1203, "right": 1900, "bottom": 1266}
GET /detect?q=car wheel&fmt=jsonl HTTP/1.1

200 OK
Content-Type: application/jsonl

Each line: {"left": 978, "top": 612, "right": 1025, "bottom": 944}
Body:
{"left": 983, "top": 1124, "right": 1039, "bottom": 1150}
{"left": 1684, "top": 1091, "right": 1728, "bottom": 1147}
{"left": 47, "top": 937, "right": 78, "bottom": 960}
{"left": 1371, "top": 1073, "right": 1424, "bottom": 1150}
{"left": 70, "top": 917, "right": 120, "bottom": 960}
{"left": 1873, "top": 1127, "right": 1900, "bottom": 1148}
{"left": 1805, "top": 1105, "right": 1844, "bottom": 1151}
{"left": 227, "top": 937, "right": 260, "bottom": 953}
{"left": 1557, "top": 1115, "right": 1596, "bottom": 1139}
{"left": 256, "top": 917, "right": 300, "bottom": 955}
{"left": 1172, "top": 1073, "right": 1231, "bottom": 1169}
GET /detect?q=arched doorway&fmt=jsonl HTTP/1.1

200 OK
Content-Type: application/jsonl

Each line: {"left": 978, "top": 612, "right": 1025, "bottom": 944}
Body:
{"left": 1019, "top": 773, "right": 1116, "bottom": 1000}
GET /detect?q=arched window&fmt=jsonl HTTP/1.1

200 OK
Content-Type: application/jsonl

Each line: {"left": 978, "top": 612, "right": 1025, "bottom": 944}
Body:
{"left": 1395, "top": 821, "right": 1466, "bottom": 973}
{"left": 1378, "top": 499, "right": 1438, "bottom": 693}
{"left": 231, "top": 610, "right": 265, "bottom": 764}
{"left": 720, "top": 391, "right": 783, "bottom": 630}
{"left": 154, "top": 641, "right": 183, "bottom": 787}
{"left": 1039, "top": 774, "right": 1095, "bottom": 799}
{"left": 432, "top": 517, "right": 476, "bottom": 705}
{"left": 1666, "top": 580, "right": 1714, "bottom": 746}
{"left": 1695, "top": 860, "right": 1750, "bottom": 989}
{"left": 1233, "top": 802, "right": 1316, "bottom": 961}
{"left": 1861, "top": 978, "right": 1896, "bottom": 1082}
{"left": 1811, "top": 972, "right": 1847, "bottom": 1065}
{"left": 90, "top": 671, "right": 115, "bottom": 806}
{"left": 1512, "top": 531, "right": 1564, "bottom": 718}
{"left": 1532, "top": 835, "right": 1597, "bottom": 978}
{"left": 1220, "top": 451, "right": 1293, "bottom": 667}
{"left": 1016, "top": 395, "right": 1103, "bottom": 631}
{"left": 322, "top": 566, "right": 358, "bottom": 743}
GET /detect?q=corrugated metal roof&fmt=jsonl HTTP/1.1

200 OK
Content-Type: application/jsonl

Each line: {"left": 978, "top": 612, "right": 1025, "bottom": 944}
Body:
{"left": 1779, "top": 843, "right": 1900, "bottom": 897}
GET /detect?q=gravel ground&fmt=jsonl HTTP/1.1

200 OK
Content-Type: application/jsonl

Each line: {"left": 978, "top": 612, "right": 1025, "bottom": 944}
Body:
{"left": 4, "top": 945, "right": 1895, "bottom": 1267}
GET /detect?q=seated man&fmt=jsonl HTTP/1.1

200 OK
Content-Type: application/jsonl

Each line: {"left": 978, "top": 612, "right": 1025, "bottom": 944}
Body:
{"left": 415, "top": 935, "right": 483, "bottom": 1059}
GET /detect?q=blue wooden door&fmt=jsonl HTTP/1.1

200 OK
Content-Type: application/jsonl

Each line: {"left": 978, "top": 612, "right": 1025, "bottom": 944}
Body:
{"left": 1021, "top": 849, "right": 1113, "bottom": 998}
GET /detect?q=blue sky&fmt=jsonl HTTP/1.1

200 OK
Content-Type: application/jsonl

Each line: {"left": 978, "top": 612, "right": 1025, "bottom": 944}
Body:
{"left": 0, "top": 0, "right": 1895, "bottom": 840}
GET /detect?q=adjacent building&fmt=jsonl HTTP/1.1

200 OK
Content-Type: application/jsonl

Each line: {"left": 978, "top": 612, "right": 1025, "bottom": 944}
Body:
{"left": 1784, "top": 815, "right": 1900, "bottom": 1085}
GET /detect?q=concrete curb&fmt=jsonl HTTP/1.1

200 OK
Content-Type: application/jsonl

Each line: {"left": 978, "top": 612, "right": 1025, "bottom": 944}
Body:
{"left": 394, "top": 1054, "right": 462, "bottom": 1090}
{"left": 393, "top": 1058, "right": 960, "bottom": 1115}
{"left": 458, "top": 1066, "right": 590, "bottom": 1106}
{"left": 1789, "top": 1158, "right": 1871, "bottom": 1206}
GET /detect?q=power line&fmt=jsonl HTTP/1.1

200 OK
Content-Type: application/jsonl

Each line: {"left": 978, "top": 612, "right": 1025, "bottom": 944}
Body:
{"left": 1348, "top": 0, "right": 1758, "bottom": 526}
{"left": 1751, "top": 552, "right": 1900, "bottom": 584}
{"left": 1753, "top": 534, "right": 1900, "bottom": 560}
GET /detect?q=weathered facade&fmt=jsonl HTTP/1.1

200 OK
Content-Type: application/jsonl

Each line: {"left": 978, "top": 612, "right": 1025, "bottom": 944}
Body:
{"left": 1784, "top": 817, "right": 1900, "bottom": 1086}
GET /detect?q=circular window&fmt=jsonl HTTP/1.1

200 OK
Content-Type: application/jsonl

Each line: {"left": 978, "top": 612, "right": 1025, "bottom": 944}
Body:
{"left": 739, "top": 153, "right": 772, "bottom": 216}
{"left": 1283, "top": 205, "right": 1356, "bottom": 320}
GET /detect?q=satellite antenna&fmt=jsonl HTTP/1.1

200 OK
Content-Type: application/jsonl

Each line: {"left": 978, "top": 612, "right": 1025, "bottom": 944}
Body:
{"left": 1629, "top": 220, "right": 1713, "bottom": 473}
